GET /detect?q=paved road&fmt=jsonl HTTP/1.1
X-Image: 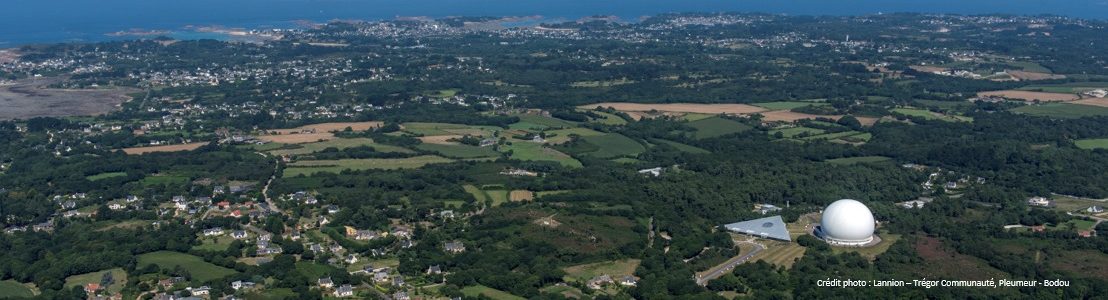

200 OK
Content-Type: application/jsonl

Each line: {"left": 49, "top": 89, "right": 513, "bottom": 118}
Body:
{"left": 695, "top": 241, "right": 765, "bottom": 286}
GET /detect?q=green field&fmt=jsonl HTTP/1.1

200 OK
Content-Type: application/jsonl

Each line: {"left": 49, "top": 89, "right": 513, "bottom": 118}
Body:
{"left": 137, "top": 251, "right": 236, "bottom": 282}
{"left": 86, "top": 171, "right": 127, "bottom": 181}
{"left": 463, "top": 185, "right": 510, "bottom": 207}
{"left": 768, "top": 127, "right": 825, "bottom": 138}
{"left": 422, "top": 89, "right": 459, "bottom": 98}
{"left": 752, "top": 101, "right": 826, "bottom": 110}
{"left": 543, "top": 127, "right": 605, "bottom": 144}
{"left": 1012, "top": 103, "right": 1108, "bottom": 119}
{"left": 283, "top": 156, "right": 455, "bottom": 176}
{"left": 588, "top": 110, "right": 629, "bottom": 125}
{"left": 651, "top": 139, "right": 710, "bottom": 154}
{"left": 415, "top": 143, "right": 500, "bottom": 159}
{"left": 1075, "top": 138, "right": 1108, "bottom": 150}
{"left": 562, "top": 259, "right": 642, "bottom": 282}
{"left": 1018, "top": 82, "right": 1108, "bottom": 93}
{"left": 65, "top": 268, "right": 127, "bottom": 295}
{"left": 833, "top": 233, "right": 902, "bottom": 260}
{"left": 269, "top": 138, "right": 413, "bottom": 156}
{"left": 501, "top": 141, "right": 582, "bottom": 168}
{"left": 0, "top": 280, "right": 34, "bottom": 298}
{"left": 579, "top": 134, "right": 646, "bottom": 158}
{"left": 688, "top": 117, "right": 753, "bottom": 139}
{"left": 892, "top": 108, "right": 971, "bottom": 122}
{"left": 461, "top": 285, "right": 525, "bottom": 300}
{"left": 824, "top": 156, "right": 891, "bottom": 165}
{"left": 401, "top": 122, "right": 497, "bottom": 136}
{"left": 509, "top": 114, "right": 577, "bottom": 131}
{"left": 798, "top": 131, "right": 865, "bottom": 141}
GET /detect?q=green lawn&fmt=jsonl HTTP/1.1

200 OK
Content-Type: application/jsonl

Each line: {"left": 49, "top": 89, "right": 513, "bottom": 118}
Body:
{"left": 798, "top": 131, "right": 865, "bottom": 141}
{"left": 463, "top": 185, "right": 509, "bottom": 207}
{"left": 269, "top": 138, "right": 413, "bottom": 156}
{"left": 415, "top": 143, "right": 500, "bottom": 159}
{"left": 752, "top": 101, "right": 826, "bottom": 110}
{"left": 461, "top": 285, "right": 525, "bottom": 300}
{"left": 65, "top": 268, "right": 127, "bottom": 294}
{"left": 501, "top": 141, "right": 582, "bottom": 168}
{"left": 825, "top": 156, "right": 891, "bottom": 165}
{"left": 1075, "top": 138, "right": 1108, "bottom": 150}
{"left": 579, "top": 134, "right": 646, "bottom": 158}
{"left": 137, "top": 251, "right": 236, "bottom": 283}
{"left": 86, "top": 171, "right": 127, "bottom": 181}
{"left": 0, "top": 280, "right": 34, "bottom": 298}
{"left": 1012, "top": 103, "right": 1108, "bottom": 119}
{"left": 283, "top": 156, "right": 455, "bottom": 176}
{"left": 688, "top": 117, "right": 753, "bottom": 139}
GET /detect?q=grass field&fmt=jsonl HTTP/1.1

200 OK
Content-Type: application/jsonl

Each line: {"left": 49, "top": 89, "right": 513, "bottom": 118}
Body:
{"left": 86, "top": 171, "right": 127, "bottom": 181}
{"left": 501, "top": 141, "right": 582, "bottom": 168}
{"left": 651, "top": 139, "right": 710, "bottom": 154}
{"left": 422, "top": 89, "right": 459, "bottom": 98}
{"left": 768, "top": 127, "right": 825, "bottom": 138}
{"left": 562, "top": 259, "right": 642, "bottom": 282}
{"left": 137, "top": 251, "right": 236, "bottom": 282}
{"left": 463, "top": 185, "right": 511, "bottom": 207}
{"left": 520, "top": 114, "right": 577, "bottom": 127}
{"left": 1018, "top": 82, "right": 1108, "bottom": 93}
{"left": 415, "top": 143, "right": 500, "bottom": 159}
{"left": 832, "top": 233, "right": 901, "bottom": 260}
{"left": 461, "top": 285, "right": 525, "bottom": 300}
{"left": 587, "top": 110, "right": 629, "bottom": 125}
{"left": 579, "top": 134, "right": 645, "bottom": 158}
{"left": 0, "top": 280, "right": 34, "bottom": 298}
{"left": 751, "top": 241, "right": 806, "bottom": 269}
{"left": 269, "top": 138, "right": 413, "bottom": 156}
{"left": 543, "top": 127, "right": 605, "bottom": 144}
{"left": 1075, "top": 138, "right": 1108, "bottom": 150}
{"left": 65, "top": 268, "right": 126, "bottom": 294}
{"left": 751, "top": 101, "right": 826, "bottom": 110}
{"left": 283, "top": 156, "right": 454, "bottom": 176}
{"left": 688, "top": 117, "right": 753, "bottom": 139}
{"left": 463, "top": 185, "right": 490, "bottom": 205}
{"left": 1049, "top": 195, "right": 1106, "bottom": 212}
{"left": 401, "top": 122, "right": 497, "bottom": 136}
{"left": 892, "top": 108, "right": 972, "bottom": 122}
{"left": 1012, "top": 103, "right": 1108, "bottom": 118}
{"left": 824, "top": 156, "right": 891, "bottom": 165}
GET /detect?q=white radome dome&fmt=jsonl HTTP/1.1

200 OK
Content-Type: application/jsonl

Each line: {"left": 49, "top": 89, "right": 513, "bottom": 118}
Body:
{"left": 820, "top": 199, "right": 875, "bottom": 243}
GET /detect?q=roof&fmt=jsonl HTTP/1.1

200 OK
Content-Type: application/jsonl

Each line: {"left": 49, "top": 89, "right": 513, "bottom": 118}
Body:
{"left": 723, "top": 215, "right": 791, "bottom": 241}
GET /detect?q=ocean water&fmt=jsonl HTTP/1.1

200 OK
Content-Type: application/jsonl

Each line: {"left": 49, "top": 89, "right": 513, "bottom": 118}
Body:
{"left": 2, "top": 0, "right": 1107, "bottom": 46}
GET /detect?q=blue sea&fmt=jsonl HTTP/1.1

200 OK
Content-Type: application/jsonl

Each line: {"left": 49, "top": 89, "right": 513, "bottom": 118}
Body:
{"left": 2, "top": 0, "right": 1107, "bottom": 46}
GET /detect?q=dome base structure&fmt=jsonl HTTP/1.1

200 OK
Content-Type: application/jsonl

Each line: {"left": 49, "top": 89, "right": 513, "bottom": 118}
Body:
{"left": 810, "top": 199, "right": 880, "bottom": 247}
{"left": 812, "top": 224, "right": 880, "bottom": 247}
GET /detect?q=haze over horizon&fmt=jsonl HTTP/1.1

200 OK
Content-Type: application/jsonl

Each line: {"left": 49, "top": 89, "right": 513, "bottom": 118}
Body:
{"left": 2, "top": 0, "right": 1107, "bottom": 45}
